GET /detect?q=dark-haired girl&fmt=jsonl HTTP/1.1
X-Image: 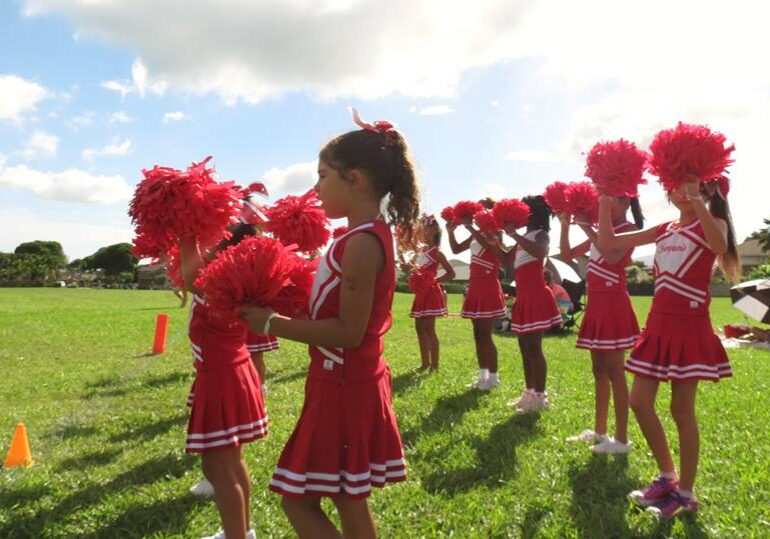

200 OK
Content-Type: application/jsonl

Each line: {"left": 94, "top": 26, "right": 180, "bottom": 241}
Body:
{"left": 242, "top": 109, "right": 419, "bottom": 538}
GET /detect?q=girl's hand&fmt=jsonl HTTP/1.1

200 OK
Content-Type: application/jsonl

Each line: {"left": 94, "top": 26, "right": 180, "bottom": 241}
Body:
{"left": 678, "top": 178, "right": 701, "bottom": 201}
{"left": 240, "top": 305, "right": 274, "bottom": 334}
{"left": 503, "top": 223, "right": 518, "bottom": 238}
{"left": 557, "top": 213, "right": 571, "bottom": 226}
{"left": 446, "top": 221, "right": 457, "bottom": 231}
{"left": 460, "top": 217, "right": 473, "bottom": 227}
{"left": 573, "top": 212, "right": 591, "bottom": 227}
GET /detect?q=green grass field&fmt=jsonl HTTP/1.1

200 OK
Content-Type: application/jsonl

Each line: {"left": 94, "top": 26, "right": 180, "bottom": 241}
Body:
{"left": 1, "top": 289, "right": 769, "bottom": 538}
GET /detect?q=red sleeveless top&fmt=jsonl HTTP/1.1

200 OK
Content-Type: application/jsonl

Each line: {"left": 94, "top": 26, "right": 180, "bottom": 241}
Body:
{"left": 586, "top": 222, "right": 636, "bottom": 293}
{"left": 307, "top": 220, "right": 395, "bottom": 383}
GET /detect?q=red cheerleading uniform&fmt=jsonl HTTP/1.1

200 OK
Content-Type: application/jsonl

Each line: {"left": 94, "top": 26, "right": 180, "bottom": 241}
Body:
{"left": 460, "top": 239, "right": 506, "bottom": 319}
{"left": 247, "top": 332, "right": 280, "bottom": 354}
{"left": 626, "top": 220, "right": 732, "bottom": 381}
{"left": 185, "top": 293, "right": 268, "bottom": 453}
{"left": 269, "top": 220, "right": 406, "bottom": 500}
{"left": 509, "top": 230, "right": 562, "bottom": 334}
{"left": 576, "top": 222, "right": 640, "bottom": 351}
{"left": 410, "top": 245, "right": 448, "bottom": 318}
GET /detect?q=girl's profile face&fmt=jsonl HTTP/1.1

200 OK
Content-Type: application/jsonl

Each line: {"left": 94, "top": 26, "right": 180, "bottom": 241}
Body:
{"left": 316, "top": 160, "right": 350, "bottom": 220}
{"left": 420, "top": 224, "right": 437, "bottom": 244}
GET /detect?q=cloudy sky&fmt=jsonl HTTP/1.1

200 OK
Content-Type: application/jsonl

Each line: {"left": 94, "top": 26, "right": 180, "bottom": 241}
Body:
{"left": 1, "top": 0, "right": 767, "bottom": 260}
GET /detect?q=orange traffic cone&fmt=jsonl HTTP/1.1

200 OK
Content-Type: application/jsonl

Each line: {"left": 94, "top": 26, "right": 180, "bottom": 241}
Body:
{"left": 4, "top": 423, "right": 33, "bottom": 468}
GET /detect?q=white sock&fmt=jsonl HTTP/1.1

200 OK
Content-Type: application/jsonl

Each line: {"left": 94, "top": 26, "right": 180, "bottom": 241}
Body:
{"left": 480, "top": 368, "right": 490, "bottom": 380}
{"left": 677, "top": 488, "right": 694, "bottom": 499}
{"left": 488, "top": 372, "right": 499, "bottom": 383}
{"left": 659, "top": 470, "right": 678, "bottom": 481}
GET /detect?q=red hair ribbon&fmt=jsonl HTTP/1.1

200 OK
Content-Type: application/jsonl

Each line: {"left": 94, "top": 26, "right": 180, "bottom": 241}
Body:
{"left": 349, "top": 107, "right": 397, "bottom": 143}
{"left": 420, "top": 213, "right": 437, "bottom": 227}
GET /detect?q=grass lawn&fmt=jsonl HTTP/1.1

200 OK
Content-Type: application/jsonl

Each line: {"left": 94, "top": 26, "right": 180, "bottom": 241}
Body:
{"left": 1, "top": 289, "right": 769, "bottom": 538}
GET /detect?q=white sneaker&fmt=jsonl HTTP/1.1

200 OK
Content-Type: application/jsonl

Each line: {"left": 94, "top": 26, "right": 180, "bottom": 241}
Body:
{"left": 247, "top": 530, "right": 256, "bottom": 539}
{"left": 566, "top": 429, "right": 605, "bottom": 443}
{"left": 475, "top": 378, "right": 499, "bottom": 391}
{"left": 507, "top": 389, "right": 531, "bottom": 407}
{"left": 591, "top": 437, "right": 632, "bottom": 454}
{"left": 189, "top": 478, "right": 215, "bottom": 497}
{"left": 517, "top": 392, "right": 548, "bottom": 414}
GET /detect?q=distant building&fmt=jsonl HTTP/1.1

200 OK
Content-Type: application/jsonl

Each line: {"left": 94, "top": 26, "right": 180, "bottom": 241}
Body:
{"left": 448, "top": 259, "right": 470, "bottom": 282}
{"left": 737, "top": 238, "right": 767, "bottom": 272}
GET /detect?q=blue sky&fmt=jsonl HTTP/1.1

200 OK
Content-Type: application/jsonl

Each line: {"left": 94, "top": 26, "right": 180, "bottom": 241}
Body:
{"left": 1, "top": 0, "right": 767, "bottom": 260}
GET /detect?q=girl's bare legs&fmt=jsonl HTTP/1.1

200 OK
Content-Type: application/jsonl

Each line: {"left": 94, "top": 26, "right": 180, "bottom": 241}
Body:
{"left": 629, "top": 376, "right": 676, "bottom": 475}
{"left": 606, "top": 350, "right": 629, "bottom": 443}
{"left": 332, "top": 496, "right": 377, "bottom": 539}
{"left": 282, "top": 497, "right": 341, "bottom": 539}
{"left": 671, "top": 380, "right": 699, "bottom": 491}
{"left": 201, "top": 447, "right": 248, "bottom": 537}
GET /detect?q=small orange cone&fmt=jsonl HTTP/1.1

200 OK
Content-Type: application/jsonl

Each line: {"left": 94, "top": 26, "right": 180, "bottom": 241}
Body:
{"left": 4, "top": 423, "right": 33, "bottom": 468}
{"left": 152, "top": 313, "right": 170, "bottom": 355}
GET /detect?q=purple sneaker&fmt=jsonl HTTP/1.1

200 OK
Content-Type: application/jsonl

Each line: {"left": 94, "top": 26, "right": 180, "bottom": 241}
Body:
{"left": 628, "top": 476, "right": 678, "bottom": 507}
{"left": 647, "top": 492, "right": 699, "bottom": 519}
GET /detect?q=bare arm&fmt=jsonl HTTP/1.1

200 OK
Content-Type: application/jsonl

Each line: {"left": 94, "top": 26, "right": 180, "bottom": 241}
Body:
{"left": 241, "top": 233, "right": 383, "bottom": 349}
{"left": 509, "top": 229, "right": 549, "bottom": 259}
{"left": 559, "top": 215, "right": 591, "bottom": 260}
{"left": 464, "top": 224, "right": 509, "bottom": 265}
{"left": 434, "top": 251, "right": 456, "bottom": 283}
{"left": 684, "top": 183, "right": 728, "bottom": 254}
{"left": 179, "top": 236, "right": 204, "bottom": 295}
{"left": 577, "top": 223, "right": 631, "bottom": 265}
{"left": 597, "top": 196, "right": 657, "bottom": 252}
{"left": 446, "top": 222, "right": 471, "bottom": 254}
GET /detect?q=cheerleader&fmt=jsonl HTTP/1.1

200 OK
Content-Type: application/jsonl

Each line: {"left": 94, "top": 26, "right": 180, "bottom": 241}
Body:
{"left": 598, "top": 177, "right": 739, "bottom": 518}
{"left": 560, "top": 195, "right": 644, "bottom": 453}
{"left": 241, "top": 110, "right": 417, "bottom": 538}
{"left": 180, "top": 223, "right": 268, "bottom": 539}
{"left": 409, "top": 213, "right": 455, "bottom": 370}
{"left": 504, "top": 195, "right": 561, "bottom": 413}
{"left": 447, "top": 199, "right": 507, "bottom": 391}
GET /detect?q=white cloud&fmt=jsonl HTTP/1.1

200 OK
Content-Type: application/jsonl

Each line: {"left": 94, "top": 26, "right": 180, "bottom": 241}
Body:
{"left": 0, "top": 74, "right": 48, "bottom": 123}
{"left": 18, "top": 130, "right": 60, "bottom": 160}
{"left": 490, "top": 100, "right": 500, "bottom": 107}
{"left": 475, "top": 183, "right": 508, "bottom": 201}
{"left": 82, "top": 137, "right": 132, "bottom": 161}
{"left": 262, "top": 160, "right": 317, "bottom": 197}
{"left": 0, "top": 163, "right": 133, "bottom": 204}
{"left": 22, "top": 1, "right": 530, "bottom": 104}
{"left": 418, "top": 105, "right": 454, "bottom": 116}
{"left": 108, "top": 110, "right": 134, "bottom": 123}
{"left": 503, "top": 150, "right": 559, "bottom": 163}
{"left": 100, "top": 59, "right": 166, "bottom": 99}
{"left": 0, "top": 206, "right": 133, "bottom": 259}
{"left": 162, "top": 111, "right": 187, "bottom": 123}
{"left": 70, "top": 110, "right": 96, "bottom": 128}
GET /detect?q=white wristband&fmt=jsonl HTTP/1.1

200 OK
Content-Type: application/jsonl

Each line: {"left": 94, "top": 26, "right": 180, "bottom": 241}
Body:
{"left": 263, "top": 311, "right": 279, "bottom": 335}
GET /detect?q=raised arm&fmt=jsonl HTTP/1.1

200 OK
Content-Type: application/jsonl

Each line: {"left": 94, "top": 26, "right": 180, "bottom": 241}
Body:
{"left": 241, "top": 232, "right": 383, "bottom": 349}
{"left": 558, "top": 214, "right": 591, "bottom": 260}
{"left": 434, "top": 251, "right": 456, "bottom": 283}
{"left": 683, "top": 182, "right": 728, "bottom": 255}
{"left": 464, "top": 224, "right": 510, "bottom": 265}
{"left": 179, "top": 236, "right": 205, "bottom": 295}
{"left": 597, "top": 196, "right": 657, "bottom": 252}
{"left": 508, "top": 228, "right": 549, "bottom": 259}
{"left": 446, "top": 221, "right": 471, "bottom": 254}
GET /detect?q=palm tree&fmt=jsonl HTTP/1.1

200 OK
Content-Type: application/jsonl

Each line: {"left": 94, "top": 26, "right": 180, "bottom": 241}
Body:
{"left": 749, "top": 217, "right": 770, "bottom": 253}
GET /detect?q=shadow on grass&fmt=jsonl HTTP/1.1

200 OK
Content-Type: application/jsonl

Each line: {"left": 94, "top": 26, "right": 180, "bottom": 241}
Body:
{"left": 400, "top": 389, "right": 484, "bottom": 448}
{"left": 420, "top": 413, "right": 540, "bottom": 495}
{"left": 56, "top": 448, "right": 123, "bottom": 472}
{"left": 520, "top": 503, "right": 549, "bottom": 539}
{"left": 648, "top": 515, "right": 709, "bottom": 538}
{"left": 82, "top": 387, "right": 130, "bottom": 399}
{"left": 0, "top": 453, "right": 197, "bottom": 538}
{"left": 110, "top": 413, "right": 187, "bottom": 443}
{"left": 568, "top": 454, "right": 635, "bottom": 537}
{"left": 0, "top": 483, "right": 52, "bottom": 510}
{"left": 391, "top": 369, "right": 423, "bottom": 396}
{"left": 82, "top": 494, "right": 207, "bottom": 539}
{"left": 46, "top": 423, "right": 99, "bottom": 440}
{"left": 143, "top": 371, "right": 190, "bottom": 388}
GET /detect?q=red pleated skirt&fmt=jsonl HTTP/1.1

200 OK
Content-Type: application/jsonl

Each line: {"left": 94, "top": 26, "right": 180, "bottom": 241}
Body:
{"left": 411, "top": 284, "right": 448, "bottom": 318}
{"left": 577, "top": 291, "right": 640, "bottom": 351}
{"left": 461, "top": 277, "right": 506, "bottom": 319}
{"left": 269, "top": 369, "right": 406, "bottom": 500}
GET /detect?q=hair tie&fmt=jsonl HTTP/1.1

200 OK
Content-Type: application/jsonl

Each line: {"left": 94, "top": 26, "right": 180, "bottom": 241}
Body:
{"left": 420, "top": 213, "right": 437, "bottom": 227}
{"left": 349, "top": 107, "right": 398, "bottom": 145}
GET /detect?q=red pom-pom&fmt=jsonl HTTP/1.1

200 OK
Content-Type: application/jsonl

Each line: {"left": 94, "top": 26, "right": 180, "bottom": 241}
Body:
{"left": 165, "top": 245, "right": 185, "bottom": 290}
{"left": 452, "top": 200, "right": 484, "bottom": 223}
{"left": 585, "top": 139, "right": 648, "bottom": 197}
{"left": 543, "top": 181, "right": 570, "bottom": 215}
{"left": 648, "top": 122, "right": 735, "bottom": 192}
{"left": 129, "top": 156, "right": 243, "bottom": 258}
{"left": 492, "top": 198, "right": 531, "bottom": 229}
{"left": 473, "top": 210, "right": 500, "bottom": 234}
{"left": 565, "top": 181, "right": 599, "bottom": 223}
{"left": 332, "top": 226, "right": 348, "bottom": 239}
{"left": 440, "top": 206, "right": 456, "bottom": 223}
{"left": 408, "top": 267, "right": 435, "bottom": 294}
{"left": 264, "top": 190, "right": 331, "bottom": 253}
{"left": 195, "top": 236, "right": 316, "bottom": 320}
